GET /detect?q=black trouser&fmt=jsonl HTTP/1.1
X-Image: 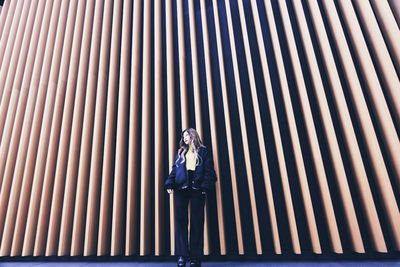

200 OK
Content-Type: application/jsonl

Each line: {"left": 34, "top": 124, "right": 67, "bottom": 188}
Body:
{"left": 174, "top": 170, "right": 206, "bottom": 258}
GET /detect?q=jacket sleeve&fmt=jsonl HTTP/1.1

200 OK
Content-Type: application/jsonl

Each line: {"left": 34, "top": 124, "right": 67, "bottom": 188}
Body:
{"left": 200, "top": 149, "right": 217, "bottom": 192}
{"left": 165, "top": 155, "right": 178, "bottom": 190}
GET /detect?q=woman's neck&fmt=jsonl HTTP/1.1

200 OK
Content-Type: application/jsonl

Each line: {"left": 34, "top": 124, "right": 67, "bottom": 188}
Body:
{"left": 188, "top": 143, "right": 195, "bottom": 151}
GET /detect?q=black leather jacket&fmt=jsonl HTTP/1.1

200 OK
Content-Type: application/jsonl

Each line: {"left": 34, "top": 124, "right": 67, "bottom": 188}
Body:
{"left": 165, "top": 146, "right": 217, "bottom": 192}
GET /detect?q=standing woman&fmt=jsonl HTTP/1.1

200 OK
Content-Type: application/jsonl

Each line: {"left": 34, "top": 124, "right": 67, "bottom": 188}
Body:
{"left": 165, "top": 128, "right": 217, "bottom": 267}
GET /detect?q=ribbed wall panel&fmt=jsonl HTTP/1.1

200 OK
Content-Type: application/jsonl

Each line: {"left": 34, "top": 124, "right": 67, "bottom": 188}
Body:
{"left": 0, "top": 0, "right": 399, "bottom": 257}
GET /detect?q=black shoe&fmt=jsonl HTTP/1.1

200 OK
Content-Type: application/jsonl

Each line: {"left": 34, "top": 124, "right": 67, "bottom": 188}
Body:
{"left": 189, "top": 258, "right": 201, "bottom": 267}
{"left": 177, "top": 256, "right": 186, "bottom": 267}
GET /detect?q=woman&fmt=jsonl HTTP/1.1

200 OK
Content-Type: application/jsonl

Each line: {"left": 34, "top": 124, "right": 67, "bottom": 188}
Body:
{"left": 165, "top": 128, "right": 217, "bottom": 267}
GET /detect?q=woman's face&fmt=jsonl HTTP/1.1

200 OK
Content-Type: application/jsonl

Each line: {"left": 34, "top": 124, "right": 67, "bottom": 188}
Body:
{"left": 183, "top": 131, "right": 192, "bottom": 145}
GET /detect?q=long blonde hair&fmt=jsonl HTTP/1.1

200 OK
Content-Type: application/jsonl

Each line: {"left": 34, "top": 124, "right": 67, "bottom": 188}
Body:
{"left": 176, "top": 128, "right": 206, "bottom": 165}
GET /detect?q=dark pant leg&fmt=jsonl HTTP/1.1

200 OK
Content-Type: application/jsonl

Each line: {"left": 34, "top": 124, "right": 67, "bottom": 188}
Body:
{"left": 189, "top": 189, "right": 206, "bottom": 258}
{"left": 174, "top": 189, "right": 190, "bottom": 257}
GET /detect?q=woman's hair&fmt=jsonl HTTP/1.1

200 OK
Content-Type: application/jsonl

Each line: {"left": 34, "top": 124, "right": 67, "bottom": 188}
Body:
{"left": 176, "top": 128, "right": 206, "bottom": 165}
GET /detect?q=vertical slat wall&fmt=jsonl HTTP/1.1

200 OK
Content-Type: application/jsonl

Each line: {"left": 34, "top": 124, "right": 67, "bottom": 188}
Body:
{"left": 0, "top": 0, "right": 399, "bottom": 257}
{"left": 0, "top": 1, "right": 5, "bottom": 15}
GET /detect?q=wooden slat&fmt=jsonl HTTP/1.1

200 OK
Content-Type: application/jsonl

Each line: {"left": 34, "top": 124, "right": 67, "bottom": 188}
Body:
{"left": 262, "top": 0, "right": 322, "bottom": 254}
{"left": 291, "top": 0, "right": 364, "bottom": 253}
{"left": 70, "top": 0, "right": 104, "bottom": 256}
{"left": 36, "top": 0, "right": 79, "bottom": 256}
{"left": 84, "top": 0, "right": 113, "bottom": 256}
{"left": 111, "top": 0, "right": 131, "bottom": 256}
{"left": 1, "top": 1, "right": 56, "bottom": 255}
{"left": 97, "top": 0, "right": 122, "bottom": 256}
{"left": 10, "top": 0, "right": 55, "bottom": 255}
{"left": 28, "top": 0, "right": 70, "bottom": 256}
{"left": 306, "top": 0, "right": 387, "bottom": 253}
{"left": 308, "top": 0, "right": 386, "bottom": 252}
{"left": 352, "top": 0, "right": 400, "bottom": 131}
{"left": 343, "top": 0, "right": 400, "bottom": 155}
{"left": 211, "top": 0, "right": 244, "bottom": 255}
{"left": 0, "top": 91, "right": 20, "bottom": 254}
{"left": 177, "top": 0, "right": 189, "bottom": 128}
{"left": 44, "top": 0, "right": 87, "bottom": 256}
{"left": 126, "top": 0, "right": 142, "bottom": 256}
{"left": 0, "top": 0, "right": 47, "bottom": 255}
{"left": 200, "top": 0, "right": 226, "bottom": 255}
{"left": 165, "top": 0, "right": 177, "bottom": 256}
{"left": 154, "top": 0, "right": 164, "bottom": 256}
{"left": 0, "top": 1, "right": 40, "bottom": 249}
{"left": 0, "top": 0, "right": 12, "bottom": 42}
{"left": 335, "top": 0, "right": 400, "bottom": 250}
{"left": 139, "top": 0, "right": 152, "bottom": 256}
{"left": 0, "top": 0, "right": 25, "bottom": 152}
{"left": 0, "top": 0, "right": 19, "bottom": 102}
{"left": 57, "top": 0, "right": 95, "bottom": 255}
{"left": 224, "top": 0, "right": 263, "bottom": 254}
{"left": 19, "top": 0, "right": 63, "bottom": 256}
{"left": 277, "top": 0, "right": 343, "bottom": 253}
{"left": 370, "top": 0, "right": 400, "bottom": 74}
{"left": 388, "top": 0, "right": 400, "bottom": 26}
{"left": 245, "top": 0, "right": 303, "bottom": 254}
{"left": 0, "top": 1, "right": 22, "bottom": 188}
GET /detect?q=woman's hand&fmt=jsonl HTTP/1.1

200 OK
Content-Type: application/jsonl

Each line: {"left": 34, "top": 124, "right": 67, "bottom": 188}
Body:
{"left": 167, "top": 188, "right": 174, "bottom": 194}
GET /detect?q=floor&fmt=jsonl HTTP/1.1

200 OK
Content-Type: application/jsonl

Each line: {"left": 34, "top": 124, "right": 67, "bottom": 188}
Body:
{"left": 0, "top": 261, "right": 399, "bottom": 266}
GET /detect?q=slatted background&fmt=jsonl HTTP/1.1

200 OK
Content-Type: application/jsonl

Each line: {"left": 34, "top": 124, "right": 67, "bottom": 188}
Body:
{"left": 0, "top": 0, "right": 399, "bottom": 258}
{"left": 0, "top": 0, "right": 5, "bottom": 13}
